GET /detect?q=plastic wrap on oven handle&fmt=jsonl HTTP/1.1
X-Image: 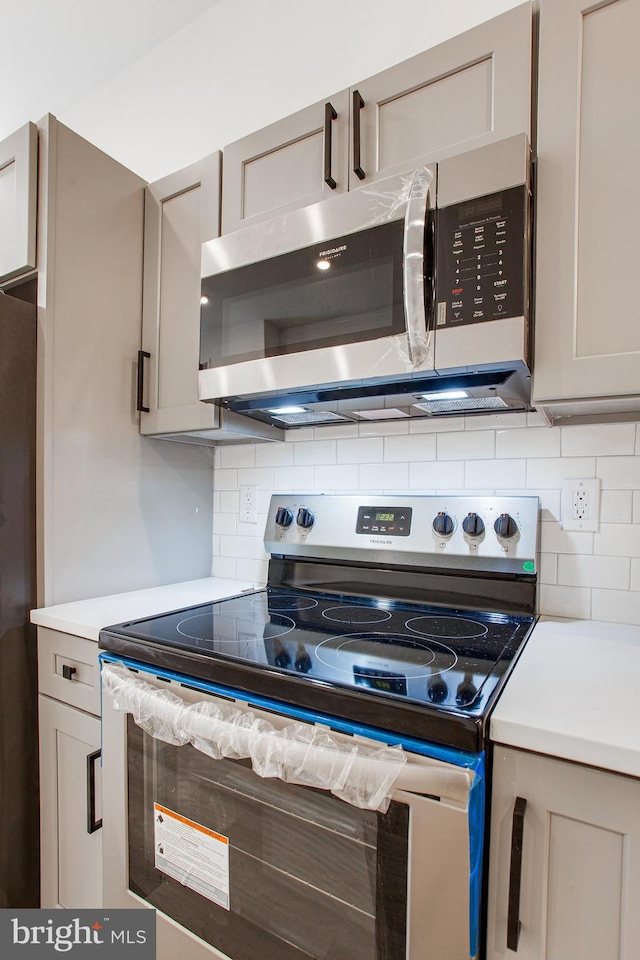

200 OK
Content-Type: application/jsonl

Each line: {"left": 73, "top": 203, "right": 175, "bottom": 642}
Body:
{"left": 102, "top": 663, "right": 472, "bottom": 811}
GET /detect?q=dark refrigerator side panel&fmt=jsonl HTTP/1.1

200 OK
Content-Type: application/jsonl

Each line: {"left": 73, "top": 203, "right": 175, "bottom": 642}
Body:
{"left": 0, "top": 289, "right": 39, "bottom": 906}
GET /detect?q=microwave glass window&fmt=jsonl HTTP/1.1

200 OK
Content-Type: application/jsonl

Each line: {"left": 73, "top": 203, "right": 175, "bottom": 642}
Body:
{"left": 200, "top": 220, "right": 405, "bottom": 369}
{"left": 127, "top": 719, "right": 409, "bottom": 960}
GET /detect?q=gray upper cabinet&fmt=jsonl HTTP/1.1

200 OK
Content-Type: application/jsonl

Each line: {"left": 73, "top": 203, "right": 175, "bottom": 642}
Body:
{"left": 0, "top": 122, "right": 37, "bottom": 284}
{"left": 221, "top": 3, "right": 532, "bottom": 234}
{"left": 222, "top": 89, "right": 350, "bottom": 234}
{"left": 533, "top": 0, "right": 640, "bottom": 423}
{"left": 141, "top": 152, "right": 222, "bottom": 436}
{"left": 352, "top": 2, "right": 532, "bottom": 190}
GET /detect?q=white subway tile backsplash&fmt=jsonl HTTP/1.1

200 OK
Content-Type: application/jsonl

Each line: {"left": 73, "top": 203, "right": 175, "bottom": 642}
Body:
{"left": 255, "top": 443, "right": 295, "bottom": 467}
{"left": 384, "top": 433, "right": 436, "bottom": 463}
{"left": 437, "top": 431, "right": 495, "bottom": 461}
{"left": 600, "top": 490, "right": 633, "bottom": 524}
{"left": 218, "top": 443, "right": 255, "bottom": 468}
{"left": 596, "top": 456, "right": 640, "bottom": 490}
{"left": 314, "top": 464, "right": 359, "bottom": 490}
{"left": 465, "top": 412, "right": 528, "bottom": 431}
{"left": 557, "top": 554, "right": 630, "bottom": 590}
{"left": 540, "top": 522, "right": 593, "bottom": 555}
{"left": 359, "top": 420, "right": 409, "bottom": 437}
{"left": 409, "top": 460, "right": 465, "bottom": 490}
{"left": 213, "top": 512, "right": 237, "bottom": 536}
{"left": 212, "top": 418, "right": 640, "bottom": 622}
{"left": 591, "top": 589, "right": 640, "bottom": 625}
{"left": 464, "top": 459, "right": 526, "bottom": 489}
{"left": 562, "top": 423, "right": 636, "bottom": 457}
{"left": 539, "top": 552, "right": 558, "bottom": 585}
{"left": 525, "top": 457, "right": 596, "bottom": 488}
{"left": 496, "top": 427, "right": 560, "bottom": 459}
{"left": 219, "top": 535, "right": 255, "bottom": 559}
{"left": 273, "top": 465, "right": 315, "bottom": 491}
{"left": 593, "top": 523, "right": 640, "bottom": 558}
{"left": 294, "top": 440, "right": 337, "bottom": 465}
{"left": 539, "top": 584, "right": 592, "bottom": 619}
{"left": 359, "top": 462, "right": 409, "bottom": 490}
{"left": 220, "top": 490, "right": 240, "bottom": 513}
{"left": 337, "top": 437, "right": 384, "bottom": 463}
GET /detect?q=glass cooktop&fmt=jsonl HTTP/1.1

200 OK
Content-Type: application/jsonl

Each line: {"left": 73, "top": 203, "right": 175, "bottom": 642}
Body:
{"left": 101, "top": 587, "right": 534, "bottom": 723}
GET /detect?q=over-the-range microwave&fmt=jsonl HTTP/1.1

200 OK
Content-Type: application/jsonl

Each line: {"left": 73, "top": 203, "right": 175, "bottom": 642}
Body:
{"left": 199, "top": 134, "right": 532, "bottom": 428}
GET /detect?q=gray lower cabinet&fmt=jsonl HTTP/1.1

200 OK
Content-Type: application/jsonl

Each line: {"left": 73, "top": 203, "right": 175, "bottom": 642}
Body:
{"left": 486, "top": 746, "right": 640, "bottom": 960}
{"left": 0, "top": 122, "right": 37, "bottom": 284}
{"left": 38, "top": 628, "right": 102, "bottom": 909}
{"left": 221, "top": 2, "right": 532, "bottom": 234}
{"left": 533, "top": 0, "right": 640, "bottom": 422}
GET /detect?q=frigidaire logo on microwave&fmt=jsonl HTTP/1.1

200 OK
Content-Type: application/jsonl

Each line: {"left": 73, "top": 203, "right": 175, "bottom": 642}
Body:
{"left": 318, "top": 244, "right": 347, "bottom": 258}
{"left": 0, "top": 909, "right": 156, "bottom": 957}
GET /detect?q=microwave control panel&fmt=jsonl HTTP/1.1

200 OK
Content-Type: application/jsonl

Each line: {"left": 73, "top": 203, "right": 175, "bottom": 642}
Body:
{"left": 435, "top": 184, "right": 527, "bottom": 328}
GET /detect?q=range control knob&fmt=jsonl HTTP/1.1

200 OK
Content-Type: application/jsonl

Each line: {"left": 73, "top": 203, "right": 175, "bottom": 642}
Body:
{"left": 494, "top": 513, "right": 518, "bottom": 539}
{"left": 432, "top": 512, "right": 454, "bottom": 536}
{"left": 296, "top": 507, "right": 315, "bottom": 529}
{"left": 275, "top": 506, "right": 294, "bottom": 528}
{"left": 462, "top": 512, "right": 485, "bottom": 537}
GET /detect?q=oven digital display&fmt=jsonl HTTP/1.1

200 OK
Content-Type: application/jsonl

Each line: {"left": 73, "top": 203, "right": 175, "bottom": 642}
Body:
{"left": 353, "top": 666, "right": 407, "bottom": 695}
{"left": 356, "top": 505, "right": 412, "bottom": 537}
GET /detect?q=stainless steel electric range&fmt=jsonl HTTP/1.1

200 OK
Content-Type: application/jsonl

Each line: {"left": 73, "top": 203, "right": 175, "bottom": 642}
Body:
{"left": 99, "top": 494, "right": 539, "bottom": 960}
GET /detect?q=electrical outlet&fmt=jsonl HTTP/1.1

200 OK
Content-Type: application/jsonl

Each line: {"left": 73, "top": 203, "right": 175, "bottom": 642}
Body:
{"left": 239, "top": 484, "right": 258, "bottom": 524}
{"left": 561, "top": 478, "right": 601, "bottom": 531}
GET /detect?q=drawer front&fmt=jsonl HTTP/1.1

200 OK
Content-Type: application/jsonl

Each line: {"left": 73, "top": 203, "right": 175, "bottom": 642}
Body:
{"left": 37, "top": 627, "right": 100, "bottom": 717}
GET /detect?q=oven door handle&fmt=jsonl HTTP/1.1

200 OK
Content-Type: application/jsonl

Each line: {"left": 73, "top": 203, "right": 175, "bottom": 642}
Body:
{"left": 402, "top": 169, "right": 432, "bottom": 368}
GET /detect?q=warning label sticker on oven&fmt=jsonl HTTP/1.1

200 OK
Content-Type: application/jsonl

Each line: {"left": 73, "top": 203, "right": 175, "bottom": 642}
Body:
{"left": 153, "top": 802, "right": 230, "bottom": 909}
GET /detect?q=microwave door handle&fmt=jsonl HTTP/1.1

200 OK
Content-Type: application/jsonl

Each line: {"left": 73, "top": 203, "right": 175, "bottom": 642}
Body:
{"left": 403, "top": 176, "right": 431, "bottom": 367}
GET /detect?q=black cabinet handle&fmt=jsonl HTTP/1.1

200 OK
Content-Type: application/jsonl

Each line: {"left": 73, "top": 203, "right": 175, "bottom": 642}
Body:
{"left": 507, "top": 797, "right": 527, "bottom": 951}
{"left": 136, "top": 350, "right": 150, "bottom": 413}
{"left": 86, "top": 749, "right": 102, "bottom": 834}
{"left": 62, "top": 664, "right": 76, "bottom": 681}
{"left": 323, "top": 102, "right": 337, "bottom": 190}
{"left": 352, "top": 90, "right": 365, "bottom": 180}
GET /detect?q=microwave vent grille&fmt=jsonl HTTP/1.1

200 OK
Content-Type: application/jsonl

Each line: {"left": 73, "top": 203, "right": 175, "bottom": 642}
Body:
{"left": 414, "top": 397, "right": 509, "bottom": 415}
{"left": 268, "top": 410, "right": 350, "bottom": 425}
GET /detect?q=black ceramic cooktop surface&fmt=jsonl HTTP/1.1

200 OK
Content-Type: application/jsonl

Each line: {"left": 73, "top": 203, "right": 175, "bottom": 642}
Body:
{"left": 100, "top": 588, "right": 534, "bottom": 750}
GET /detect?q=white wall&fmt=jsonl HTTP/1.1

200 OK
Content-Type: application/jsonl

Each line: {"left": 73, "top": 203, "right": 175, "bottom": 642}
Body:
{"left": 212, "top": 416, "right": 640, "bottom": 625}
{"left": 60, "top": 0, "right": 522, "bottom": 181}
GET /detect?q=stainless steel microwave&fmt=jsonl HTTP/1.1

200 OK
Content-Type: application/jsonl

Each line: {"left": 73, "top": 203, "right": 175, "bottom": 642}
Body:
{"left": 199, "top": 135, "right": 531, "bottom": 428}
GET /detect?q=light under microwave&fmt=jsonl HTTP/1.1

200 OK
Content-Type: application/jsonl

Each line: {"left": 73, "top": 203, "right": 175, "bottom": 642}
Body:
{"left": 198, "top": 135, "right": 531, "bottom": 428}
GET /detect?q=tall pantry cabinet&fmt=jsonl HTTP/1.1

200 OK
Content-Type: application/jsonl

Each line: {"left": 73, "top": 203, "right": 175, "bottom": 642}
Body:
{"left": 32, "top": 116, "right": 215, "bottom": 907}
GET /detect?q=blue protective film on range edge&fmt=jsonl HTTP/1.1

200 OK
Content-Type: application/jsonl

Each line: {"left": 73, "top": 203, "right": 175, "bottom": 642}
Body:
{"left": 99, "top": 652, "right": 485, "bottom": 958}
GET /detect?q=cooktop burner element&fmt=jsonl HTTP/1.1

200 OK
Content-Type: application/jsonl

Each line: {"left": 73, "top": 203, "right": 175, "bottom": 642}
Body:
{"left": 100, "top": 494, "right": 539, "bottom": 750}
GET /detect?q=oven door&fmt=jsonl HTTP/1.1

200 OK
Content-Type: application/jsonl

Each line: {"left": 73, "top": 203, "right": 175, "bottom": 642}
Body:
{"left": 198, "top": 166, "right": 435, "bottom": 406}
{"left": 101, "top": 659, "right": 479, "bottom": 960}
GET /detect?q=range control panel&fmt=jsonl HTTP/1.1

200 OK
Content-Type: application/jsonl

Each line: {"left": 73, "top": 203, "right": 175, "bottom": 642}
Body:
{"left": 435, "top": 184, "right": 527, "bottom": 329}
{"left": 265, "top": 494, "right": 539, "bottom": 575}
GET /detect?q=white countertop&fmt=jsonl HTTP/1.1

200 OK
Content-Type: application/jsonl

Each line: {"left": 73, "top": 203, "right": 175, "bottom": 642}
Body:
{"left": 490, "top": 616, "right": 640, "bottom": 779}
{"left": 30, "top": 577, "right": 261, "bottom": 642}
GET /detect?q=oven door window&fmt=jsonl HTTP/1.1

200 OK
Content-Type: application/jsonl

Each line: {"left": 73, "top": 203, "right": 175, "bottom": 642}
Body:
{"left": 128, "top": 718, "right": 409, "bottom": 960}
{"left": 199, "top": 220, "right": 405, "bottom": 370}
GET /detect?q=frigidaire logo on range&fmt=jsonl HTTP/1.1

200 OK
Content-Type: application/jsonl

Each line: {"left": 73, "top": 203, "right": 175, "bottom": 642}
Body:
{"left": 0, "top": 909, "right": 156, "bottom": 957}
{"left": 370, "top": 538, "right": 392, "bottom": 545}
{"left": 318, "top": 244, "right": 347, "bottom": 257}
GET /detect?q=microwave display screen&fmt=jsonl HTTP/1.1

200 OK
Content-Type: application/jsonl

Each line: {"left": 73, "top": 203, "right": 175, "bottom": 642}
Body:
{"left": 435, "top": 184, "right": 527, "bottom": 329}
{"left": 200, "top": 220, "right": 406, "bottom": 369}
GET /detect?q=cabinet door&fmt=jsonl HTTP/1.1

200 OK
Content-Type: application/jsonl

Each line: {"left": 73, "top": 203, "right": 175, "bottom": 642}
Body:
{"left": 533, "top": 0, "right": 640, "bottom": 415}
{"left": 221, "top": 89, "right": 350, "bottom": 234}
{"left": 39, "top": 694, "right": 103, "bottom": 909}
{"left": 487, "top": 746, "right": 640, "bottom": 960}
{"left": 0, "top": 122, "right": 37, "bottom": 283}
{"left": 141, "top": 152, "right": 221, "bottom": 435}
{"left": 352, "top": 3, "right": 532, "bottom": 189}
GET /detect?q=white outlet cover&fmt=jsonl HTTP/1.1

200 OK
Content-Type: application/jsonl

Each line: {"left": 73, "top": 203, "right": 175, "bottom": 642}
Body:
{"left": 561, "top": 478, "right": 601, "bottom": 532}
